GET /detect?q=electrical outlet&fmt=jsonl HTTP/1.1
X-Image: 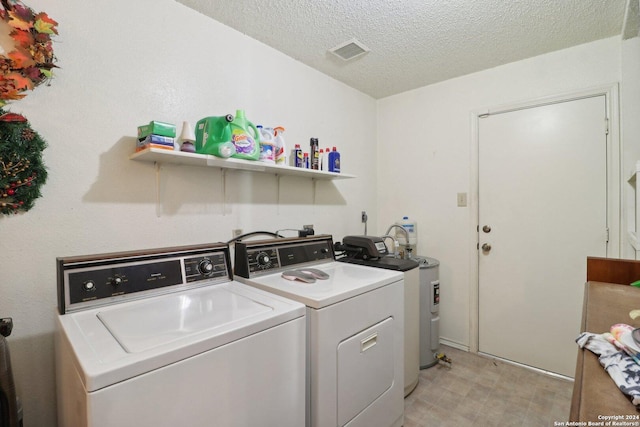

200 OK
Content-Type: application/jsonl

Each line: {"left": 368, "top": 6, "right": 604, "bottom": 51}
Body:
{"left": 232, "top": 229, "right": 243, "bottom": 238}
{"left": 457, "top": 193, "right": 467, "bottom": 207}
{"left": 303, "top": 224, "right": 314, "bottom": 230}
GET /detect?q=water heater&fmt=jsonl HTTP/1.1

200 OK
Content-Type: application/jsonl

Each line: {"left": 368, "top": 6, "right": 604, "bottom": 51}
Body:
{"left": 416, "top": 257, "right": 440, "bottom": 369}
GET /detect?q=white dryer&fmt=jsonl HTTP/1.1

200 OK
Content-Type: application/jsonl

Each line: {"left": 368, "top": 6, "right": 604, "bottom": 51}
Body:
{"left": 55, "top": 243, "right": 306, "bottom": 427}
{"left": 234, "top": 235, "right": 404, "bottom": 427}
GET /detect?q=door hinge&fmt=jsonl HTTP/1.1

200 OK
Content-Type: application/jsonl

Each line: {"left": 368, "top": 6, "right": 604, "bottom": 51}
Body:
{"left": 606, "top": 227, "right": 610, "bottom": 243}
{"left": 605, "top": 117, "right": 609, "bottom": 135}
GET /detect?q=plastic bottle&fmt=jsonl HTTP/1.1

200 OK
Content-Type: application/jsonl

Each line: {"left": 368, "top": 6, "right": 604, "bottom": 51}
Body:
{"left": 257, "top": 125, "right": 275, "bottom": 164}
{"left": 395, "top": 216, "right": 418, "bottom": 247}
{"left": 194, "top": 114, "right": 236, "bottom": 158}
{"left": 273, "top": 126, "right": 287, "bottom": 165}
{"left": 215, "top": 142, "right": 237, "bottom": 158}
{"left": 328, "top": 146, "right": 340, "bottom": 173}
{"left": 304, "top": 152, "right": 310, "bottom": 169}
{"left": 229, "top": 109, "right": 260, "bottom": 161}
{"left": 310, "top": 138, "right": 319, "bottom": 170}
{"left": 294, "top": 144, "right": 303, "bottom": 168}
{"left": 319, "top": 148, "right": 325, "bottom": 171}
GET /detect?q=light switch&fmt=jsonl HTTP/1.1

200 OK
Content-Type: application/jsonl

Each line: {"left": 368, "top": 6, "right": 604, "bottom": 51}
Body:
{"left": 457, "top": 193, "right": 467, "bottom": 207}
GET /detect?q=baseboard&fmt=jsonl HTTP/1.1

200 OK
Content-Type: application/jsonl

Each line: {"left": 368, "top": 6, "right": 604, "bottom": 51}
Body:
{"left": 439, "top": 337, "right": 469, "bottom": 352}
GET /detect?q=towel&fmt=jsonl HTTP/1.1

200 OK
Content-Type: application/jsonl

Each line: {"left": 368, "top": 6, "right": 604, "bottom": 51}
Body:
{"left": 577, "top": 331, "right": 640, "bottom": 406}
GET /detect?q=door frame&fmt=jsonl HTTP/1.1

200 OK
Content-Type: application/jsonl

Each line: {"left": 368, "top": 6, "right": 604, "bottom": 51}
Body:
{"left": 468, "top": 84, "right": 621, "bottom": 354}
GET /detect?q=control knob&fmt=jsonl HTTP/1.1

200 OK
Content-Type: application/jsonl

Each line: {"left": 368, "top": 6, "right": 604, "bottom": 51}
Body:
{"left": 198, "top": 259, "right": 214, "bottom": 276}
{"left": 110, "top": 276, "right": 123, "bottom": 287}
{"left": 83, "top": 281, "right": 96, "bottom": 292}
{"left": 256, "top": 252, "right": 272, "bottom": 269}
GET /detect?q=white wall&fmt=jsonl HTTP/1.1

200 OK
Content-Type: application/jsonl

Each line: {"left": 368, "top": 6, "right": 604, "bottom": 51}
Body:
{"left": 3, "top": 1, "right": 637, "bottom": 425}
{"left": 0, "top": 1, "right": 377, "bottom": 425}
{"left": 377, "top": 37, "right": 623, "bottom": 349}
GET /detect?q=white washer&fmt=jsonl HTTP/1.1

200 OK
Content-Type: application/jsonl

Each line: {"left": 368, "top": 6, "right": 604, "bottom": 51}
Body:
{"left": 55, "top": 243, "right": 306, "bottom": 427}
{"left": 234, "top": 235, "right": 404, "bottom": 427}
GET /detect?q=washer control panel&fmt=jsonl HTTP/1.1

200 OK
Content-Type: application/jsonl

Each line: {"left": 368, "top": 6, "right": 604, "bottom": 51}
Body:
{"left": 234, "top": 235, "right": 335, "bottom": 278}
{"left": 58, "top": 244, "right": 231, "bottom": 314}
{"left": 246, "top": 249, "right": 279, "bottom": 272}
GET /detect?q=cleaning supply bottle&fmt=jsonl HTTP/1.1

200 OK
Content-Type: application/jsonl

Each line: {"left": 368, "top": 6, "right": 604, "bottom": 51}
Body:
{"left": 319, "top": 148, "right": 325, "bottom": 171}
{"left": 257, "top": 125, "right": 275, "bottom": 164}
{"left": 194, "top": 114, "right": 237, "bottom": 158}
{"left": 395, "top": 216, "right": 418, "bottom": 248}
{"left": 310, "top": 138, "right": 319, "bottom": 170}
{"left": 294, "top": 144, "right": 303, "bottom": 167}
{"left": 229, "top": 109, "right": 260, "bottom": 161}
{"left": 273, "top": 126, "right": 287, "bottom": 165}
{"left": 328, "top": 146, "right": 340, "bottom": 173}
{"left": 304, "top": 152, "right": 310, "bottom": 169}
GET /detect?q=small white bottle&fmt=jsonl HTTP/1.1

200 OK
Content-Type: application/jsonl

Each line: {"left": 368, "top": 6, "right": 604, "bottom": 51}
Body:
{"left": 273, "top": 126, "right": 287, "bottom": 165}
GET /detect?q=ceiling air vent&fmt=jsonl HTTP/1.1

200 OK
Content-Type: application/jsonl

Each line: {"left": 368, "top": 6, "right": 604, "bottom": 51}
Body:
{"left": 329, "top": 38, "right": 370, "bottom": 61}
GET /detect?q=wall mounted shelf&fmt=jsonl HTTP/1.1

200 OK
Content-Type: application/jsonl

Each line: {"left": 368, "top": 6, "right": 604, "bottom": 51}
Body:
{"left": 129, "top": 147, "right": 356, "bottom": 180}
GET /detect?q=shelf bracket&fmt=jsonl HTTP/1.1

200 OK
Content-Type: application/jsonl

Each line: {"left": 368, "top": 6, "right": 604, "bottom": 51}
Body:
{"left": 276, "top": 174, "right": 281, "bottom": 214}
{"left": 312, "top": 178, "right": 317, "bottom": 206}
{"left": 222, "top": 168, "right": 227, "bottom": 216}
{"left": 155, "top": 162, "right": 162, "bottom": 218}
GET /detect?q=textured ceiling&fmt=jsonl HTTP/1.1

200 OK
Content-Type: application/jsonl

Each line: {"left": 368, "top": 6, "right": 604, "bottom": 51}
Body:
{"left": 177, "top": 0, "right": 633, "bottom": 99}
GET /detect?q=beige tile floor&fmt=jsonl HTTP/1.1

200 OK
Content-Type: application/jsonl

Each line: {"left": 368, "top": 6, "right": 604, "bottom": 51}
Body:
{"left": 404, "top": 345, "right": 573, "bottom": 426}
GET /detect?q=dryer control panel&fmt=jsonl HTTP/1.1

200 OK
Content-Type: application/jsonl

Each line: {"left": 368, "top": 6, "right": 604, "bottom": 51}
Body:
{"left": 234, "top": 235, "right": 335, "bottom": 278}
{"left": 57, "top": 243, "right": 231, "bottom": 314}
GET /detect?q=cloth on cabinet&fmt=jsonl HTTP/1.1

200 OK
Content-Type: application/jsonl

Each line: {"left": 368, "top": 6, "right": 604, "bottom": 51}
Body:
{"left": 576, "top": 331, "right": 640, "bottom": 406}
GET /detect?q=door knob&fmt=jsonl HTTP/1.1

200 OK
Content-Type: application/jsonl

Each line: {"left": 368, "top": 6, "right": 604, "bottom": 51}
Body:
{"left": 481, "top": 243, "right": 492, "bottom": 252}
{"left": 482, "top": 225, "right": 491, "bottom": 233}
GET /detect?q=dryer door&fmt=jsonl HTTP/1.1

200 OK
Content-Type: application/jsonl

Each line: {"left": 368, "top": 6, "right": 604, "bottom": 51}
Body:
{"left": 337, "top": 317, "right": 394, "bottom": 426}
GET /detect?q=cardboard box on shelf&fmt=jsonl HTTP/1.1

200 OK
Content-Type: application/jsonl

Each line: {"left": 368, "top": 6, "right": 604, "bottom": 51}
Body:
{"left": 136, "top": 134, "right": 175, "bottom": 152}
{"left": 137, "top": 121, "right": 176, "bottom": 139}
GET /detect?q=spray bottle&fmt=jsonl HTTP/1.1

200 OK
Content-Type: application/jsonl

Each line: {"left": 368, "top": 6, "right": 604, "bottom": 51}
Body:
{"left": 310, "top": 138, "right": 319, "bottom": 170}
{"left": 294, "top": 144, "right": 303, "bottom": 168}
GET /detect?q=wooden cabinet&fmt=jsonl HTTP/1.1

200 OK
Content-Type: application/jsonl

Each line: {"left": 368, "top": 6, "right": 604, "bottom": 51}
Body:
{"left": 570, "top": 257, "right": 640, "bottom": 421}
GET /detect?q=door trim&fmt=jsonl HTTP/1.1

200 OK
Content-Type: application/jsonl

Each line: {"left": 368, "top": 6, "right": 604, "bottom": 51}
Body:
{"left": 468, "top": 83, "right": 621, "bottom": 353}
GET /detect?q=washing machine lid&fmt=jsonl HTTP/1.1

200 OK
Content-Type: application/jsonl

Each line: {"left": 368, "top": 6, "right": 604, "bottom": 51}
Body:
{"left": 238, "top": 262, "right": 403, "bottom": 309}
{"left": 97, "top": 285, "right": 272, "bottom": 353}
{"left": 58, "top": 281, "right": 305, "bottom": 392}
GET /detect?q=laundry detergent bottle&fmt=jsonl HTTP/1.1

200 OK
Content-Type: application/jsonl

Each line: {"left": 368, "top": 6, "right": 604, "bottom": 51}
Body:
{"left": 257, "top": 125, "right": 275, "bottom": 164}
{"left": 230, "top": 109, "right": 260, "bottom": 161}
{"left": 273, "top": 126, "right": 287, "bottom": 165}
{"left": 194, "top": 114, "right": 237, "bottom": 158}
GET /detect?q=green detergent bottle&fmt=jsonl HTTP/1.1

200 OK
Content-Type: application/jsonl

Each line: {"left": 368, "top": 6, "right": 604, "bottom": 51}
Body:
{"left": 229, "top": 109, "right": 260, "bottom": 161}
{"left": 195, "top": 114, "right": 237, "bottom": 158}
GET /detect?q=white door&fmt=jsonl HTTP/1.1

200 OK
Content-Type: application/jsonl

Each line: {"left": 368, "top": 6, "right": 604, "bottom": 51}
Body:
{"left": 478, "top": 95, "right": 608, "bottom": 377}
